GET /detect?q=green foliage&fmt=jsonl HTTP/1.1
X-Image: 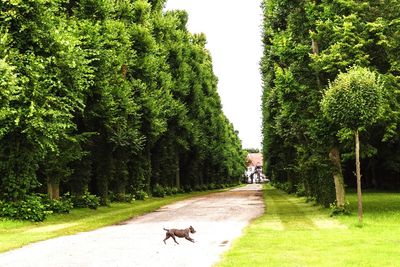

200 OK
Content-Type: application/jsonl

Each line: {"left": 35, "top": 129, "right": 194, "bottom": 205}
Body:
{"left": 183, "top": 185, "right": 193, "bottom": 193}
{"left": 329, "top": 201, "right": 351, "bottom": 217}
{"left": 152, "top": 184, "right": 166, "bottom": 198}
{"left": 207, "top": 183, "right": 217, "bottom": 190}
{"left": 164, "top": 186, "right": 179, "bottom": 195}
{"left": 295, "top": 183, "right": 306, "bottom": 197}
{"left": 261, "top": 0, "right": 400, "bottom": 205}
{"left": 321, "top": 66, "right": 384, "bottom": 131}
{"left": 108, "top": 192, "right": 135, "bottom": 203}
{"left": 134, "top": 190, "right": 149, "bottom": 200}
{"left": 245, "top": 148, "right": 260, "bottom": 153}
{"left": 261, "top": 0, "right": 336, "bottom": 205}
{"left": 0, "top": 0, "right": 245, "bottom": 219}
{"left": 200, "top": 184, "right": 209, "bottom": 191}
{"left": 0, "top": 195, "right": 51, "bottom": 222}
{"left": 71, "top": 192, "right": 100, "bottom": 210}
{"left": 41, "top": 195, "right": 74, "bottom": 214}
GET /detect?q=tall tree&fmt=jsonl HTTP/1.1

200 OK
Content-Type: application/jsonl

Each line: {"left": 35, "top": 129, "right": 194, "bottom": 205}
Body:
{"left": 0, "top": 0, "right": 91, "bottom": 201}
{"left": 321, "top": 66, "right": 384, "bottom": 223}
{"left": 0, "top": 0, "right": 245, "bottom": 210}
{"left": 261, "top": 0, "right": 400, "bottom": 206}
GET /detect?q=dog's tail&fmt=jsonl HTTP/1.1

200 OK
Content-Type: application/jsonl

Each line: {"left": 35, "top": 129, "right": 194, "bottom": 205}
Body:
{"left": 163, "top": 228, "right": 169, "bottom": 231}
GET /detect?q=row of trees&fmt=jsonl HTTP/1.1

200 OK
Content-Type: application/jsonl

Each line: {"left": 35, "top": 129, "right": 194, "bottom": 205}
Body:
{"left": 0, "top": 0, "right": 245, "bottom": 206}
{"left": 261, "top": 0, "right": 400, "bottom": 207}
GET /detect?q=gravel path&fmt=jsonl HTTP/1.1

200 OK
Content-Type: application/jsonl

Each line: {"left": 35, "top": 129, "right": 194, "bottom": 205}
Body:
{"left": 0, "top": 184, "right": 264, "bottom": 267}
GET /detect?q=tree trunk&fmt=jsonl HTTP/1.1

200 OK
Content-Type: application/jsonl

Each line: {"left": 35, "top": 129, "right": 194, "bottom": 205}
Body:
{"left": 355, "top": 129, "right": 363, "bottom": 224}
{"left": 287, "top": 172, "right": 294, "bottom": 193}
{"left": 121, "top": 64, "right": 127, "bottom": 79}
{"left": 47, "top": 181, "right": 60, "bottom": 200}
{"left": 114, "top": 153, "right": 127, "bottom": 200}
{"left": 175, "top": 153, "right": 180, "bottom": 188}
{"left": 311, "top": 37, "right": 321, "bottom": 88}
{"left": 329, "top": 146, "right": 345, "bottom": 208}
{"left": 144, "top": 145, "right": 152, "bottom": 194}
{"left": 95, "top": 143, "right": 112, "bottom": 205}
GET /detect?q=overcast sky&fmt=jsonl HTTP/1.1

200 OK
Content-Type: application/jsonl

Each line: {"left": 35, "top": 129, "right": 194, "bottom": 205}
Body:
{"left": 165, "top": 0, "right": 263, "bottom": 149}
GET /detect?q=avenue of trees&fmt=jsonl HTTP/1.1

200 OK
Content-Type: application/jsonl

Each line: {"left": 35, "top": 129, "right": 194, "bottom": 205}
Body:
{"left": 0, "top": 0, "right": 245, "bottom": 220}
{"left": 261, "top": 0, "right": 400, "bottom": 207}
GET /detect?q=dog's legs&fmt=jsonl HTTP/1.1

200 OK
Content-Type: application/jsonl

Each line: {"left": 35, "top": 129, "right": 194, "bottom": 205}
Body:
{"left": 163, "top": 234, "right": 171, "bottom": 244}
{"left": 171, "top": 235, "right": 179, "bottom": 244}
{"left": 185, "top": 236, "right": 195, "bottom": 243}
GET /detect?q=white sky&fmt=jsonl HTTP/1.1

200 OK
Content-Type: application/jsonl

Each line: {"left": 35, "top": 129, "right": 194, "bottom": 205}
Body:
{"left": 165, "top": 0, "right": 263, "bottom": 149}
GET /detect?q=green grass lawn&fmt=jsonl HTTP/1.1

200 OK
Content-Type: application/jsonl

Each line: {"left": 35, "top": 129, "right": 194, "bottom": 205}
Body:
{"left": 217, "top": 185, "right": 400, "bottom": 267}
{"left": 0, "top": 190, "right": 219, "bottom": 253}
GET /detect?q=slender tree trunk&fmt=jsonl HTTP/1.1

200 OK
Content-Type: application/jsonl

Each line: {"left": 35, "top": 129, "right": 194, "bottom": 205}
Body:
{"left": 121, "top": 64, "right": 127, "bottom": 79}
{"left": 355, "top": 129, "right": 363, "bottom": 224}
{"left": 95, "top": 143, "right": 112, "bottom": 205}
{"left": 145, "top": 145, "right": 152, "bottom": 194}
{"left": 114, "top": 153, "right": 128, "bottom": 200}
{"left": 47, "top": 180, "right": 60, "bottom": 200}
{"left": 329, "top": 146, "right": 345, "bottom": 208}
{"left": 287, "top": 172, "right": 293, "bottom": 193}
{"left": 47, "top": 182, "right": 53, "bottom": 199}
{"left": 175, "top": 153, "right": 180, "bottom": 188}
{"left": 311, "top": 37, "right": 321, "bottom": 88}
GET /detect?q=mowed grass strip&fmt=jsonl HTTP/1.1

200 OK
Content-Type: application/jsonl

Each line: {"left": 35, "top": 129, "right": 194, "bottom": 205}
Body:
{"left": 0, "top": 191, "right": 218, "bottom": 253}
{"left": 217, "top": 186, "right": 400, "bottom": 267}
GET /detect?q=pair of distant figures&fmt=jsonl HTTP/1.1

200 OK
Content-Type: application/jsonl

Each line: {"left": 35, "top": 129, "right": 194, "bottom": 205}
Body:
{"left": 247, "top": 171, "right": 269, "bottom": 184}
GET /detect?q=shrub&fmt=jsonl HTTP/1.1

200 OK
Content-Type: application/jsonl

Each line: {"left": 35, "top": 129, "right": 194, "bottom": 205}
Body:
{"left": 164, "top": 187, "right": 173, "bottom": 196}
{"left": 183, "top": 185, "right": 192, "bottom": 193}
{"left": 123, "top": 194, "right": 135, "bottom": 203}
{"left": 177, "top": 187, "right": 185, "bottom": 194}
{"left": 295, "top": 184, "right": 306, "bottom": 197}
{"left": 170, "top": 187, "right": 179, "bottom": 195}
{"left": 273, "top": 181, "right": 291, "bottom": 192}
{"left": 0, "top": 195, "right": 51, "bottom": 222}
{"left": 108, "top": 192, "right": 117, "bottom": 202}
{"left": 330, "top": 202, "right": 351, "bottom": 217}
{"left": 215, "top": 184, "right": 224, "bottom": 189}
{"left": 134, "top": 190, "right": 148, "bottom": 200}
{"left": 71, "top": 191, "right": 100, "bottom": 209}
{"left": 194, "top": 185, "right": 202, "bottom": 192}
{"left": 152, "top": 184, "right": 166, "bottom": 198}
{"left": 306, "top": 196, "right": 316, "bottom": 203}
{"left": 109, "top": 192, "right": 135, "bottom": 203}
{"left": 207, "top": 183, "right": 216, "bottom": 190}
{"left": 164, "top": 187, "right": 179, "bottom": 195}
{"left": 195, "top": 184, "right": 207, "bottom": 191}
{"left": 42, "top": 196, "right": 73, "bottom": 214}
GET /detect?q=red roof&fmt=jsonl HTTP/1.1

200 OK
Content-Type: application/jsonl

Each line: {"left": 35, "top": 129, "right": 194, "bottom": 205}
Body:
{"left": 246, "top": 153, "right": 263, "bottom": 167}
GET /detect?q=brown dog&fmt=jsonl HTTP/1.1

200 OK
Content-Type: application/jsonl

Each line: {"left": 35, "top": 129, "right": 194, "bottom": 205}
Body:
{"left": 163, "top": 226, "right": 196, "bottom": 244}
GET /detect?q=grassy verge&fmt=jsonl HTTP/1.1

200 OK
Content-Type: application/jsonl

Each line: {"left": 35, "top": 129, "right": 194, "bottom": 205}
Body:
{"left": 217, "top": 185, "right": 400, "bottom": 267}
{"left": 0, "top": 190, "right": 220, "bottom": 253}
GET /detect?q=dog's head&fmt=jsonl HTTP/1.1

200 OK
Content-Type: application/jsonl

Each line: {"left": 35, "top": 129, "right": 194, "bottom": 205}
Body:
{"left": 189, "top": 226, "right": 196, "bottom": 233}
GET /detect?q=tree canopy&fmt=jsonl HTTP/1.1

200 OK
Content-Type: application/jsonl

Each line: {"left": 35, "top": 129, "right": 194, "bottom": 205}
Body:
{"left": 261, "top": 0, "right": 400, "bottom": 206}
{"left": 321, "top": 66, "right": 384, "bottom": 131}
{"left": 0, "top": 0, "right": 245, "bottom": 220}
{"left": 321, "top": 66, "right": 385, "bottom": 222}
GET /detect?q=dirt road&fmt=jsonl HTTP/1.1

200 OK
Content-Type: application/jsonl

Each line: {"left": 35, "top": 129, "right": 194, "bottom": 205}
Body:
{"left": 0, "top": 184, "right": 264, "bottom": 267}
